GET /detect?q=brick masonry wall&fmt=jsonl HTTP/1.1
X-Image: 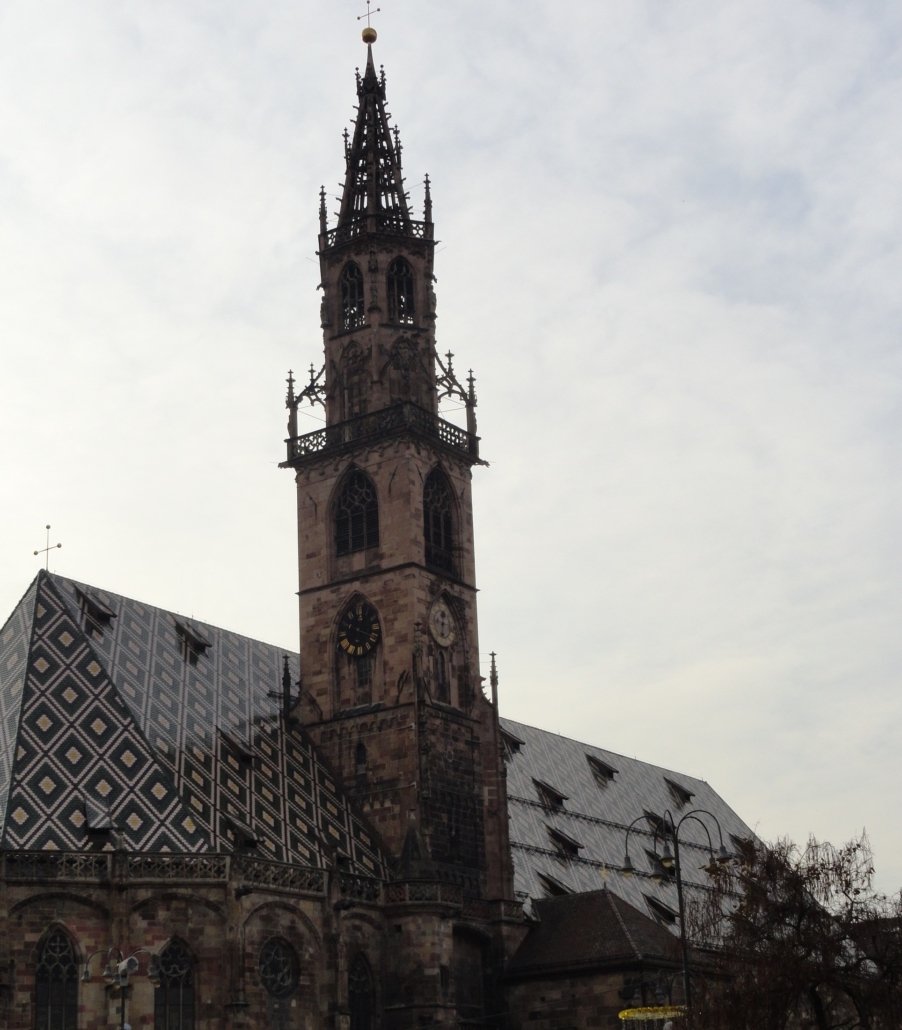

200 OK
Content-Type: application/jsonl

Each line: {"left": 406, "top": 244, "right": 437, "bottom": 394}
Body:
{"left": 506, "top": 972, "right": 635, "bottom": 1030}
{"left": 0, "top": 884, "right": 335, "bottom": 1030}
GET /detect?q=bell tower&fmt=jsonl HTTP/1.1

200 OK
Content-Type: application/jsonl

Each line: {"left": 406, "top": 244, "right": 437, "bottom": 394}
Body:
{"left": 281, "top": 35, "right": 513, "bottom": 911}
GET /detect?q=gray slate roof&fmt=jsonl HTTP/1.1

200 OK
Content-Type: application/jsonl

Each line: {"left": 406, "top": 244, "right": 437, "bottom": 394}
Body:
{"left": 500, "top": 717, "right": 754, "bottom": 925}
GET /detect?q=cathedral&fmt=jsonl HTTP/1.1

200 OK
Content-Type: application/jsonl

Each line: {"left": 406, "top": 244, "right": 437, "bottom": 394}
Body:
{"left": 0, "top": 30, "right": 751, "bottom": 1030}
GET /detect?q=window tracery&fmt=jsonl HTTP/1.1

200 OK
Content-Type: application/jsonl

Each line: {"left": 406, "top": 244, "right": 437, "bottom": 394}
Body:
{"left": 154, "top": 941, "right": 195, "bottom": 1030}
{"left": 423, "top": 469, "right": 454, "bottom": 573}
{"left": 348, "top": 954, "right": 374, "bottom": 1030}
{"left": 387, "top": 257, "right": 414, "bottom": 324}
{"left": 259, "top": 939, "right": 297, "bottom": 998}
{"left": 340, "top": 262, "right": 365, "bottom": 330}
{"left": 335, "top": 471, "right": 379, "bottom": 555}
{"left": 35, "top": 930, "right": 78, "bottom": 1030}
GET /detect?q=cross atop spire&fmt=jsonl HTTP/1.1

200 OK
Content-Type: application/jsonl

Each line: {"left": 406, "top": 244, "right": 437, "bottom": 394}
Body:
{"left": 333, "top": 42, "right": 411, "bottom": 236}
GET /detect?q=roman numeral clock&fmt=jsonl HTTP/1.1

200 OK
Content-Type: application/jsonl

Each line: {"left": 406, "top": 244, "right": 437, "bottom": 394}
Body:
{"left": 337, "top": 602, "right": 382, "bottom": 657}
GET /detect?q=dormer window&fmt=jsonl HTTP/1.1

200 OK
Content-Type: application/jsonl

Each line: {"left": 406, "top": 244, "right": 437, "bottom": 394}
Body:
{"left": 500, "top": 729, "right": 524, "bottom": 760}
{"left": 533, "top": 779, "right": 568, "bottom": 811}
{"left": 82, "top": 793, "right": 117, "bottom": 843}
{"left": 76, "top": 588, "right": 116, "bottom": 639}
{"left": 644, "top": 810, "right": 673, "bottom": 835}
{"left": 537, "top": 872, "right": 572, "bottom": 897}
{"left": 645, "top": 848, "right": 674, "bottom": 879}
{"left": 175, "top": 621, "right": 212, "bottom": 665}
{"left": 224, "top": 816, "right": 258, "bottom": 850}
{"left": 645, "top": 895, "right": 679, "bottom": 926}
{"left": 587, "top": 755, "right": 617, "bottom": 787}
{"left": 218, "top": 728, "right": 253, "bottom": 767}
{"left": 547, "top": 826, "right": 583, "bottom": 859}
{"left": 730, "top": 833, "right": 753, "bottom": 858}
{"left": 664, "top": 778, "right": 694, "bottom": 809}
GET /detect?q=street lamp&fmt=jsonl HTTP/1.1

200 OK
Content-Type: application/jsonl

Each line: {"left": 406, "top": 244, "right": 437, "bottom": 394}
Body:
{"left": 621, "top": 808, "right": 732, "bottom": 1010}
{"left": 82, "top": 947, "right": 160, "bottom": 1030}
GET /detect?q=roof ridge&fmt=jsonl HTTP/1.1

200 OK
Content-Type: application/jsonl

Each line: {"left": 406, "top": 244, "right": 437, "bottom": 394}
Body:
{"left": 605, "top": 887, "right": 643, "bottom": 961}
{"left": 48, "top": 572, "right": 299, "bottom": 656}
{"left": 499, "top": 715, "right": 712, "bottom": 789}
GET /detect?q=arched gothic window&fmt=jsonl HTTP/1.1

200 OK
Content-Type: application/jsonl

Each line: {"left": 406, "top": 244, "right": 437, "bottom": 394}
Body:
{"left": 435, "top": 649, "right": 450, "bottom": 704}
{"left": 340, "top": 262, "right": 366, "bottom": 330}
{"left": 348, "top": 954, "right": 374, "bottom": 1030}
{"left": 154, "top": 942, "right": 195, "bottom": 1030}
{"left": 423, "top": 469, "right": 454, "bottom": 573}
{"left": 35, "top": 930, "right": 78, "bottom": 1030}
{"left": 355, "top": 741, "right": 368, "bottom": 774}
{"left": 335, "top": 471, "right": 379, "bottom": 555}
{"left": 259, "top": 938, "right": 297, "bottom": 998}
{"left": 386, "top": 257, "right": 414, "bottom": 324}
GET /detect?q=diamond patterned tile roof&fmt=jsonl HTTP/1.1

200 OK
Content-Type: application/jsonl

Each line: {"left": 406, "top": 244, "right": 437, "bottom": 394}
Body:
{"left": 0, "top": 578, "right": 37, "bottom": 834}
{"left": 0, "top": 572, "right": 387, "bottom": 876}
{"left": 499, "top": 716, "right": 754, "bottom": 925}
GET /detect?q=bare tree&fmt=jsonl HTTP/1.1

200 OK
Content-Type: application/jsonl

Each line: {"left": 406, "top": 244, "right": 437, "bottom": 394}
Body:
{"left": 685, "top": 833, "right": 902, "bottom": 1030}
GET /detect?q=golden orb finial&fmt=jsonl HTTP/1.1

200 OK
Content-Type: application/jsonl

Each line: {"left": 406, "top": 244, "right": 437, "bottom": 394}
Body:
{"left": 362, "top": 26, "right": 377, "bottom": 44}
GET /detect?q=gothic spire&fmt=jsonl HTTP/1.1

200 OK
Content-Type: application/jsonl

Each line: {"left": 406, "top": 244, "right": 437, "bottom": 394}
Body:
{"left": 337, "top": 43, "right": 410, "bottom": 231}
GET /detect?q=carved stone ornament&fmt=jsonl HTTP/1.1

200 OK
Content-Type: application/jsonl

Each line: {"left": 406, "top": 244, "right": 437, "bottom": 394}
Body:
{"left": 342, "top": 340, "right": 370, "bottom": 376}
{"left": 389, "top": 336, "right": 419, "bottom": 376}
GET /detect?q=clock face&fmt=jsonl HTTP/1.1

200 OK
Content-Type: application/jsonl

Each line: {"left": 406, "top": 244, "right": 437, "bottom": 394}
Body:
{"left": 338, "top": 601, "right": 381, "bottom": 656}
{"left": 429, "top": 600, "right": 456, "bottom": 647}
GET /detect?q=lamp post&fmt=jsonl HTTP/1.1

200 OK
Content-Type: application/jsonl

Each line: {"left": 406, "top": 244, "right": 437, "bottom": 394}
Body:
{"left": 621, "top": 808, "right": 732, "bottom": 1010}
{"left": 81, "top": 947, "right": 161, "bottom": 1030}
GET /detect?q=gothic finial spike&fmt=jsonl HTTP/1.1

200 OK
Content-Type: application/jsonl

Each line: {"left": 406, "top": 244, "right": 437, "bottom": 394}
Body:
{"left": 334, "top": 22, "right": 412, "bottom": 238}
{"left": 318, "top": 186, "right": 327, "bottom": 234}
{"left": 363, "top": 44, "right": 378, "bottom": 85}
{"left": 489, "top": 652, "right": 499, "bottom": 707}
{"left": 286, "top": 372, "right": 298, "bottom": 438}
{"left": 424, "top": 173, "right": 432, "bottom": 222}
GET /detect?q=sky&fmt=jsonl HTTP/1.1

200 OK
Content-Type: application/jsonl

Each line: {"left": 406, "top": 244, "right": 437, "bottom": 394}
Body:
{"left": 1, "top": 1, "right": 901, "bottom": 887}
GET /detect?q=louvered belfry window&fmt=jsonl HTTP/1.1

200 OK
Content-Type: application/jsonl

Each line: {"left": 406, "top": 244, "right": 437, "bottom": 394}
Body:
{"left": 335, "top": 471, "right": 379, "bottom": 555}
{"left": 154, "top": 942, "right": 195, "bottom": 1030}
{"left": 35, "top": 931, "right": 78, "bottom": 1030}
{"left": 348, "top": 955, "right": 374, "bottom": 1030}
{"left": 340, "top": 262, "right": 366, "bottom": 330}
{"left": 424, "top": 469, "right": 454, "bottom": 573}
{"left": 387, "top": 257, "right": 415, "bottom": 324}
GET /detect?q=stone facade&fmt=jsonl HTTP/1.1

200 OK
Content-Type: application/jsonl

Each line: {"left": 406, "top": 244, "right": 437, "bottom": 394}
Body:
{"left": 0, "top": 852, "right": 525, "bottom": 1030}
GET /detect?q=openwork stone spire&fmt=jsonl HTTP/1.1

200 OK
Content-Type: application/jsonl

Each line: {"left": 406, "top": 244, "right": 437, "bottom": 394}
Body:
{"left": 337, "top": 44, "right": 411, "bottom": 230}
